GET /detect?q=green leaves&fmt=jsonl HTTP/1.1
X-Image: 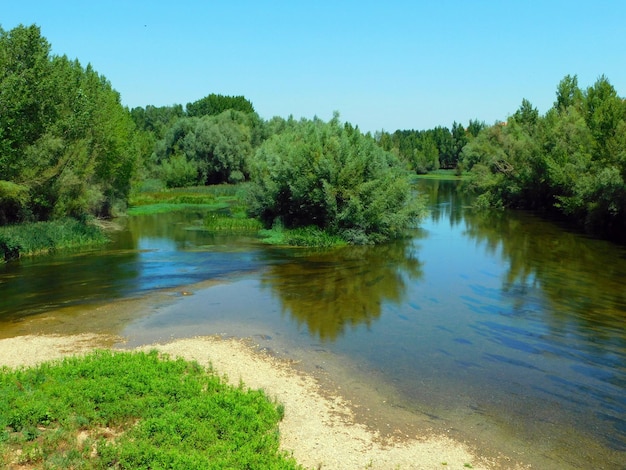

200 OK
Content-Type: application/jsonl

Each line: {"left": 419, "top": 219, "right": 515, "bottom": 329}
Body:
{"left": 154, "top": 111, "right": 255, "bottom": 187}
{"left": 0, "top": 25, "right": 138, "bottom": 223}
{"left": 461, "top": 74, "right": 626, "bottom": 238}
{"left": 0, "top": 350, "right": 300, "bottom": 469}
{"left": 249, "top": 116, "right": 424, "bottom": 244}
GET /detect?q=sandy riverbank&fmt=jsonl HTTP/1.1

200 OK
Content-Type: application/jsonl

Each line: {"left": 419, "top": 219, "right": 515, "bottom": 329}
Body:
{"left": 0, "top": 333, "right": 526, "bottom": 470}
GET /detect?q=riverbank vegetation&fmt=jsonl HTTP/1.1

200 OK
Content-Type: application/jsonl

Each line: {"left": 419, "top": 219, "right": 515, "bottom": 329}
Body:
{"left": 2, "top": 24, "right": 625, "bottom": 249}
{"left": 0, "top": 350, "right": 300, "bottom": 469}
{"left": 127, "top": 183, "right": 245, "bottom": 216}
{"left": 0, "top": 218, "right": 108, "bottom": 261}
{"left": 460, "top": 75, "right": 626, "bottom": 239}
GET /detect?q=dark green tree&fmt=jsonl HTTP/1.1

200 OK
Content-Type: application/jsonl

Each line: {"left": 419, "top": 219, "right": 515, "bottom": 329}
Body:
{"left": 154, "top": 110, "right": 255, "bottom": 187}
{"left": 461, "top": 75, "right": 626, "bottom": 239}
{"left": 186, "top": 93, "right": 255, "bottom": 117}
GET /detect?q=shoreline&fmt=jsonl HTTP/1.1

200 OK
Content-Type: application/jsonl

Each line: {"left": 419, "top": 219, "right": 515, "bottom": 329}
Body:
{"left": 0, "top": 333, "right": 525, "bottom": 470}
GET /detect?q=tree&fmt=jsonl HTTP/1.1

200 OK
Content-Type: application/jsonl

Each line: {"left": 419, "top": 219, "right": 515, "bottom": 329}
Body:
{"left": 462, "top": 74, "right": 626, "bottom": 239}
{"left": 153, "top": 110, "right": 255, "bottom": 186}
{"left": 0, "top": 24, "right": 53, "bottom": 182}
{"left": 554, "top": 74, "right": 583, "bottom": 112}
{"left": 0, "top": 25, "right": 139, "bottom": 222}
{"left": 186, "top": 93, "right": 255, "bottom": 117}
{"left": 248, "top": 114, "right": 424, "bottom": 244}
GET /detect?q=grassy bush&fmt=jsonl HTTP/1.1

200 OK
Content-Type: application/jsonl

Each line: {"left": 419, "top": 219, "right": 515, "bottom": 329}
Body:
{"left": 0, "top": 350, "right": 301, "bottom": 469}
{"left": 259, "top": 224, "right": 347, "bottom": 248}
{"left": 0, "top": 218, "right": 108, "bottom": 261}
{"left": 128, "top": 184, "right": 250, "bottom": 216}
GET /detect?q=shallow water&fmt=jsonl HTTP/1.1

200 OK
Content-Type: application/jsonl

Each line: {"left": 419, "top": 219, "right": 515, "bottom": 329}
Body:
{"left": 1, "top": 181, "right": 625, "bottom": 468}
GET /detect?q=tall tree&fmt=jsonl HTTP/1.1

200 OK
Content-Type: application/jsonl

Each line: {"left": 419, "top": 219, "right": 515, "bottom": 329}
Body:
{"left": 0, "top": 25, "right": 139, "bottom": 222}
{"left": 186, "top": 93, "right": 255, "bottom": 117}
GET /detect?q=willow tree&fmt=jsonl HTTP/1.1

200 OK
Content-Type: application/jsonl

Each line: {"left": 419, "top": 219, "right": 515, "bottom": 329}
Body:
{"left": 248, "top": 114, "right": 424, "bottom": 244}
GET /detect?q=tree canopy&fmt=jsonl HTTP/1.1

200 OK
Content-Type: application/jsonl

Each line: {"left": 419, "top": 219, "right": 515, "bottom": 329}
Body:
{"left": 186, "top": 94, "right": 255, "bottom": 118}
{"left": 461, "top": 74, "right": 626, "bottom": 238}
{"left": 248, "top": 114, "right": 424, "bottom": 244}
{"left": 0, "top": 24, "right": 138, "bottom": 223}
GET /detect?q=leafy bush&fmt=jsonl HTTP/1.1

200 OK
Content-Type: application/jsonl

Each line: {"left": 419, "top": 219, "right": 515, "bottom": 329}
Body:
{"left": 248, "top": 114, "right": 424, "bottom": 244}
{"left": 0, "top": 218, "right": 108, "bottom": 261}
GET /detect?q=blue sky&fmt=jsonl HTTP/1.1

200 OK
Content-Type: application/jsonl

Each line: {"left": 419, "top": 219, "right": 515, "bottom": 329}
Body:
{"left": 3, "top": 1, "right": 625, "bottom": 133}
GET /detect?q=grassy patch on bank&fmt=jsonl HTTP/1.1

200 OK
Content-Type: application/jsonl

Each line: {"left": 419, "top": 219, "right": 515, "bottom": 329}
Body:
{"left": 414, "top": 169, "right": 466, "bottom": 180}
{"left": 0, "top": 218, "right": 108, "bottom": 262}
{"left": 259, "top": 224, "right": 347, "bottom": 248}
{"left": 205, "top": 213, "right": 263, "bottom": 233}
{"left": 0, "top": 350, "right": 301, "bottom": 470}
{"left": 128, "top": 183, "right": 249, "bottom": 216}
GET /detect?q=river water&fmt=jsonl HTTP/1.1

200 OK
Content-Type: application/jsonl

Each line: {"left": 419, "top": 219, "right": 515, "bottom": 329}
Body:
{"left": 1, "top": 179, "right": 625, "bottom": 469}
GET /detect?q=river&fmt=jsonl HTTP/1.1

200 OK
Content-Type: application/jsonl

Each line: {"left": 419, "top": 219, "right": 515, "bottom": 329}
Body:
{"left": 1, "top": 179, "right": 625, "bottom": 469}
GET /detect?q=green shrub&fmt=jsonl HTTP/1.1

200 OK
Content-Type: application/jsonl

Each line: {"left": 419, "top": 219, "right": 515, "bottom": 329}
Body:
{"left": 0, "top": 350, "right": 301, "bottom": 469}
{"left": 0, "top": 218, "right": 108, "bottom": 261}
{"left": 248, "top": 114, "right": 424, "bottom": 244}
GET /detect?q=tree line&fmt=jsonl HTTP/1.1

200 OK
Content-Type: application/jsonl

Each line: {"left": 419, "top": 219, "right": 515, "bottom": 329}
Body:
{"left": 2, "top": 24, "right": 624, "bottom": 244}
{"left": 1, "top": 25, "right": 422, "bottom": 244}
{"left": 460, "top": 74, "right": 626, "bottom": 239}
{"left": 376, "top": 120, "right": 485, "bottom": 173}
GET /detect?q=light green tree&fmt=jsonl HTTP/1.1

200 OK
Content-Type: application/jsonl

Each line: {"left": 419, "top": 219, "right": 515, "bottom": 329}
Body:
{"left": 248, "top": 114, "right": 424, "bottom": 244}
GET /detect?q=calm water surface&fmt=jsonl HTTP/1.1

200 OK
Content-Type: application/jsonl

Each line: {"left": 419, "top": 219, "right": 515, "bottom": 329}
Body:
{"left": 1, "top": 180, "right": 625, "bottom": 469}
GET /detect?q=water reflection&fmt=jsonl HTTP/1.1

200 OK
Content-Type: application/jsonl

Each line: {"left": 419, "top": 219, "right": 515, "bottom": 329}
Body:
{"left": 417, "top": 178, "right": 472, "bottom": 227}
{"left": 260, "top": 241, "right": 423, "bottom": 341}
{"left": 0, "top": 209, "right": 261, "bottom": 323}
{"left": 416, "top": 179, "right": 626, "bottom": 456}
{"left": 464, "top": 209, "right": 626, "bottom": 336}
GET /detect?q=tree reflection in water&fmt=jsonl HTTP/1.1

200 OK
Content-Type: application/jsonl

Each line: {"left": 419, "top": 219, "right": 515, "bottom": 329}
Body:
{"left": 261, "top": 240, "right": 423, "bottom": 341}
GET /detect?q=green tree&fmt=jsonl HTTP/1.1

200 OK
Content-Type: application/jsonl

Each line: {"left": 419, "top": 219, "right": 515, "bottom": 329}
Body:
{"left": 248, "top": 114, "right": 424, "bottom": 244}
{"left": 186, "top": 93, "right": 255, "bottom": 117}
{"left": 0, "top": 25, "right": 139, "bottom": 222}
{"left": 554, "top": 74, "right": 583, "bottom": 112}
{"left": 0, "top": 24, "right": 53, "bottom": 182}
{"left": 462, "top": 74, "right": 626, "bottom": 238}
{"left": 154, "top": 110, "right": 255, "bottom": 186}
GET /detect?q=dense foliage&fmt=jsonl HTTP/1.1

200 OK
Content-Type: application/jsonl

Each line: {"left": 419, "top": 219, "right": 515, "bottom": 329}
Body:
{"left": 0, "top": 350, "right": 300, "bottom": 469}
{"left": 377, "top": 120, "right": 485, "bottom": 173}
{"left": 186, "top": 93, "right": 255, "bottom": 118}
{"left": 0, "top": 25, "right": 139, "bottom": 224}
{"left": 461, "top": 75, "right": 626, "bottom": 238}
{"left": 248, "top": 114, "right": 424, "bottom": 244}
{"left": 151, "top": 110, "right": 262, "bottom": 187}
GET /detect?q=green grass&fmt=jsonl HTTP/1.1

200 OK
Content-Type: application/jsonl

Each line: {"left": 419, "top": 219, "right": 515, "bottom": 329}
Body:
{"left": 0, "top": 218, "right": 109, "bottom": 262}
{"left": 0, "top": 350, "right": 301, "bottom": 469}
{"left": 127, "top": 202, "right": 230, "bottom": 216}
{"left": 204, "top": 213, "right": 263, "bottom": 233}
{"left": 259, "top": 225, "right": 347, "bottom": 248}
{"left": 414, "top": 169, "right": 467, "bottom": 180}
{"left": 128, "top": 183, "right": 251, "bottom": 216}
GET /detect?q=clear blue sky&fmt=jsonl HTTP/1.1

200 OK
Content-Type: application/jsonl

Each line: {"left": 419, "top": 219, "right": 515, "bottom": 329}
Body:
{"left": 3, "top": 1, "right": 625, "bottom": 133}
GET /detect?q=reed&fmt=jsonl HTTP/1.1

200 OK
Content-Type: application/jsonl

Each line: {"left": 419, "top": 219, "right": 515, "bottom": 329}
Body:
{"left": 0, "top": 218, "right": 108, "bottom": 262}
